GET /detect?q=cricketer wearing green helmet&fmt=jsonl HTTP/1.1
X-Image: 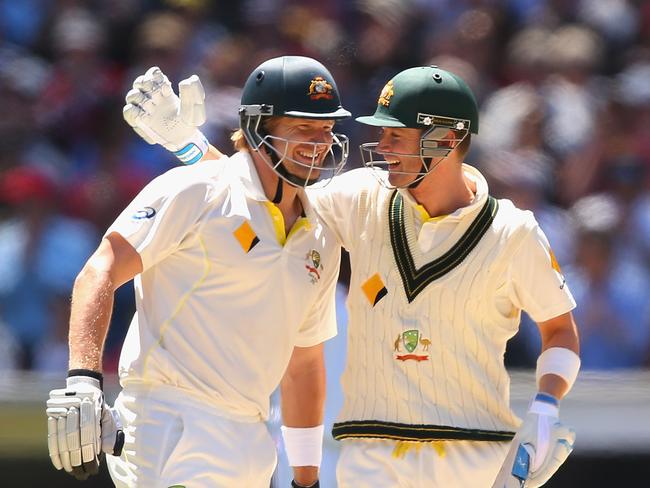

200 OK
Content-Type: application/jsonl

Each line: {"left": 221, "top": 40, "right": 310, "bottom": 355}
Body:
{"left": 357, "top": 65, "right": 479, "bottom": 189}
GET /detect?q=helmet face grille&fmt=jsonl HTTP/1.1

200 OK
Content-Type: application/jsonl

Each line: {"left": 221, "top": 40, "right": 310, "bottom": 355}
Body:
{"left": 240, "top": 111, "right": 349, "bottom": 189}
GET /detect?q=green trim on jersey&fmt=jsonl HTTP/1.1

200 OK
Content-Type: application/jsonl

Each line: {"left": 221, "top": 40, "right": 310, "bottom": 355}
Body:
{"left": 332, "top": 420, "right": 514, "bottom": 442}
{"left": 389, "top": 191, "right": 498, "bottom": 303}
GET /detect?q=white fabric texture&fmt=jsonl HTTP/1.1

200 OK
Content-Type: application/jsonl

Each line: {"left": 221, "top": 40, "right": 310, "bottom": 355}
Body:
{"left": 105, "top": 151, "right": 339, "bottom": 421}
{"left": 536, "top": 347, "right": 581, "bottom": 391}
{"left": 309, "top": 165, "right": 576, "bottom": 434}
{"left": 106, "top": 385, "right": 277, "bottom": 488}
{"left": 337, "top": 438, "right": 509, "bottom": 488}
{"left": 281, "top": 425, "right": 324, "bottom": 467}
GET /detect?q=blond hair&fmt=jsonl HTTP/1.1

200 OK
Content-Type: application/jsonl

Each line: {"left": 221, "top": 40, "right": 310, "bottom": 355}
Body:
{"left": 230, "top": 117, "right": 283, "bottom": 152}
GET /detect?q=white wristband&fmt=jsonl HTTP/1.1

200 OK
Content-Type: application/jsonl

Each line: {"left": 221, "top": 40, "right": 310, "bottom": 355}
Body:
{"left": 281, "top": 425, "right": 324, "bottom": 467}
{"left": 173, "top": 131, "right": 209, "bottom": 165}
{"left": 536, "top": 347, "right": 580, "bottom": 392}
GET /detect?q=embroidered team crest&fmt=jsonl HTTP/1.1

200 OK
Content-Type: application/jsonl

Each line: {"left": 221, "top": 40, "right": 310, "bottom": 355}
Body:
{"left": 393, "top": 329, "right": 430, "bottom": 361}
{"left": 308, "top": 77, "right": 334, "bottom": 100}
{"left": 305, "top": 249, "right": 323, "bottom": 284}
{"left": 378, "top": 80, "right": 394, "bottom": 107}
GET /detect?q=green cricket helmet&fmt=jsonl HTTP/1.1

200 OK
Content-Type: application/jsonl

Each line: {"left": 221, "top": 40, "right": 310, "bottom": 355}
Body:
{"left": 239, "top": 56, "right": 350, "bottom": 188}
{"left": 357, "top": 65, "right": 479, "bottom": 188}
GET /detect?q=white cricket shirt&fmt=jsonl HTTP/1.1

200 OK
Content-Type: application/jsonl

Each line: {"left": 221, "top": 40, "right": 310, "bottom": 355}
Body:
{"left": 106, "top": 151, "right": 339, "bottom": 420}
{"left": 310, "top": 165, "right": 576, "bottom": 442}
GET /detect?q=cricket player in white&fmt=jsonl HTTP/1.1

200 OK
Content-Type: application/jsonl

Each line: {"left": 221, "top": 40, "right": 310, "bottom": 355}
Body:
{"left": 123, "top": 65, "right": 581, "bottom": 487}
{"left": 311, "top": 67, "right": 580, "bottom": 487}
{"left": 46, "top": 57, "right": 351, "bottom": 487}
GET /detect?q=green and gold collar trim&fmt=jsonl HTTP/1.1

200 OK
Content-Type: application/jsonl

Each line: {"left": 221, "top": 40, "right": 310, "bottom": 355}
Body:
{"left": 389, "top": 191, "right": 498, "bottom": 303}
{"left": 332, "top": 420, "right": 514, "bottom": 442}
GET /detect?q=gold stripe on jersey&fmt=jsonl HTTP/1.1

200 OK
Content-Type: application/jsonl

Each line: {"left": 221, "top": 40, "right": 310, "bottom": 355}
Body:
{"left": 389, "top": 192, "right": 498, "bottom": 303}
{"left": 332, "top": 420, "right": 515, "bottom": 442}
{"left": 361, "top": 273, "right": 388, "bottom": 306}
{"left": 233, "top": 220, "right": 260, "bottom": 252}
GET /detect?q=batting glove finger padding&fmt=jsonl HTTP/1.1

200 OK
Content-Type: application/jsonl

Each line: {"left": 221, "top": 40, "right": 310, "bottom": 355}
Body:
{"left": 46, "top": 375, "right": 124, "bottom": 480}
{"left": 178, "top": 75, "right": 206, "bottom": 126}
{"left": 123, "top": 66, "right": 208, "bottom": 164}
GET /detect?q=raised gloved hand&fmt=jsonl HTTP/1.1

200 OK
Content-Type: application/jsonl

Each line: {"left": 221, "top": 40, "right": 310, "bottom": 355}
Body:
{"left": 492, "top": 393, "right": 575, "bottom": 488}
{"left": 123, "top": 66, "right": 208, "bottom": 165}
{"left": 46, "top": 372, "right": 124, "bottom": 480}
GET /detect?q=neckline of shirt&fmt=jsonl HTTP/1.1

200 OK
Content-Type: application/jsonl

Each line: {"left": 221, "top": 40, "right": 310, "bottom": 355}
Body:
{"left": 398, "top": 164, "right": 489, "bottom": 223}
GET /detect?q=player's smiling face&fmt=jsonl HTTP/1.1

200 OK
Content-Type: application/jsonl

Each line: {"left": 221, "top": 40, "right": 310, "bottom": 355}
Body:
{"left": 269, "top": 117, "right": 335, "bottom": 179}
{"left": 377, "top": 127, "right": 424, "bottom": 187}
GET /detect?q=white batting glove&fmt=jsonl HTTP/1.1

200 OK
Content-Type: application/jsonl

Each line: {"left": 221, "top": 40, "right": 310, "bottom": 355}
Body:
{"left": 46, "top": 374, "right": 124, "bottom": 480}
{"left": 123, "top": 66, "right": 209, "bottom": 165}
{"left": 492, "top": 393, "right": 575, "bottom": 487}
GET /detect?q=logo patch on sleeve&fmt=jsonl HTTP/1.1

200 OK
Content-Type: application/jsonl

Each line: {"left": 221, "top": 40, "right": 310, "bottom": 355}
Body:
{"left": 234, "top": 221, "right": 260, "bottom": 253}
{"left": 132, "top": 206, "right": 156, "bottom": 220}
{"left": 304, "top": 249, "right": 323, "bottom": 284}
{"left": 362, "top": 273, "right": 388, "bottom": 306}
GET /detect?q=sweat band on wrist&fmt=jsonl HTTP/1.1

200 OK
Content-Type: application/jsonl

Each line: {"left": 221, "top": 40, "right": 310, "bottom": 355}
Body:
{"left": 536, "top": 347, "right": 580, "bottom": 393}
{"left": 281, "top": 425, "right": 324, "bottom": 467}
{"left": 174, "top": 132, "right": 209, "bottom": 165}
{"left": 67, "top": 369, "right": 104, "bottom": 390}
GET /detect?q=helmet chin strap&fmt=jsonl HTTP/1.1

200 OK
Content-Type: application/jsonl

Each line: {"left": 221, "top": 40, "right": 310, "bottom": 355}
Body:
{"left": 407, "top": 159, "right": 431, "bottom": 189}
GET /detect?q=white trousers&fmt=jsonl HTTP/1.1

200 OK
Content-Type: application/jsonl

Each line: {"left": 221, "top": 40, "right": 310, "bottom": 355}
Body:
{"left": 106, "top": 385, "right": 277, "bottom": 488}
{"left": 336, "top": 438, "right": 509, "bottom": 488}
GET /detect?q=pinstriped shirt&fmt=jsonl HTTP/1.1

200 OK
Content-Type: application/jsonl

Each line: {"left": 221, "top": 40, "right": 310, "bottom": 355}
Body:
{"left": 310, "top": 165, "right": 575, "bottom": 441}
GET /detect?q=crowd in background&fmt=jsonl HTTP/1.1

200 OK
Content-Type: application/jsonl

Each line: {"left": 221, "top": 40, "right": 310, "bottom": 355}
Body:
{"left": 1, "top": 0, "right": 650, "bottom": 373}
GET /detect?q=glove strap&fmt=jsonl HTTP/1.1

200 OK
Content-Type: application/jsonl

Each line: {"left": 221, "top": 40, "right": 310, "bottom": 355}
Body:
{"left": 68, "top": 369, "right": 104, "bottom": 390}
{"left": 173, "top": 132, "right": 209, "bottom": 165}
{"left": 529, "top": 392, "right": 560, "bottom": 417}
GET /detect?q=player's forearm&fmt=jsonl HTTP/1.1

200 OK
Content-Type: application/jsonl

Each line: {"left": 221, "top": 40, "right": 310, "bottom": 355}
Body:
{"left": 68, "top": 265, "right": 115, "bottom": 372}
{"left": 281, "top": 345, "right": 326, "bottom": 486}
{"left": 537, "top": 312, "right": 580, "bottom": 400}
{"left": 280, "top": 354, "right": 326, "bottom": 427}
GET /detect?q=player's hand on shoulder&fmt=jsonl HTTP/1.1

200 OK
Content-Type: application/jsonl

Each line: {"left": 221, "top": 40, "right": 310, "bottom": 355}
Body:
{"left": 123, "top": 66, "right": 209, "bottom": 165}
{"left": 46, "top": 372, "right": 124, "bottom": 480}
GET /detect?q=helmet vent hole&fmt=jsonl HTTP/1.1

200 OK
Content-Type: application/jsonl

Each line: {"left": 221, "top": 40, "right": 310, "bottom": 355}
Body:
{"left": 256, "top": 71, "right": 265, "bottom": 83}
{"left": 432, "top": 73, "right": 442, "bottom": 83}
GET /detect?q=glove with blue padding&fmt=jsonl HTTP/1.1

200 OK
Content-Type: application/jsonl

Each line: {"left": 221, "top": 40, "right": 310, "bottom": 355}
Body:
{"left": 46, "top": 371, "right": 124, "bottom": 480}
{"left": 123, "top": 66, "right": 208, "bottom": 165}
{"left": 492, "top": 393, "right": 575, "bottom": 488}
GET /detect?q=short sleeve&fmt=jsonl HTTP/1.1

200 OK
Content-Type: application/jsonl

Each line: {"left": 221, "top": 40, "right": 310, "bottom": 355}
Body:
{"left": 507, "top": 223, "right": 577, "bottom": 323}
{"left": 293, "top": 251, "right": 341, "bottom": 347}
{"left": 105, "top": 168, "right": 212, "bottom": 271}
{"left": 308, "top": 169, "right": 372, "bottom": 250}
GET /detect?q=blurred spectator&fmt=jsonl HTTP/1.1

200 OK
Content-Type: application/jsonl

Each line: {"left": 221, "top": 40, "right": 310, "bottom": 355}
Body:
{"left": 0, "top": 166, "right": 97, "bottom": 368}
{"left": 0, "top": 0, "right": 646, "bottom": 383}
{"left": 564, "top": 194, "right": 650, "bottom": 369}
